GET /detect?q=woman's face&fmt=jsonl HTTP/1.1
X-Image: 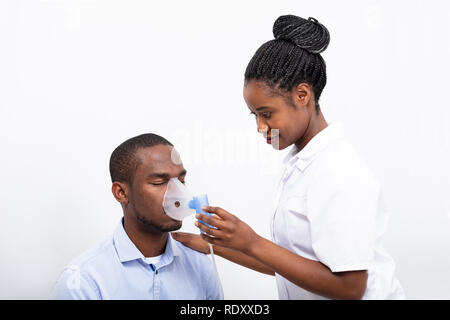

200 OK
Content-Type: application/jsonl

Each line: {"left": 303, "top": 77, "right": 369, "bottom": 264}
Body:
{"left": 243, "top": 80, "right": 313, "bottom": 150}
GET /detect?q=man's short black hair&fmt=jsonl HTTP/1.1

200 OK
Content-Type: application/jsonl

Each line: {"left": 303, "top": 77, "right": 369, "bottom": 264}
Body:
{"left": 109, "top": 133, "right": 173, "bottom": 184}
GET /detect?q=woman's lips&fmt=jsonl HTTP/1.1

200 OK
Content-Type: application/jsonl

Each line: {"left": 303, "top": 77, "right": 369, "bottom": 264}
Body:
{"left": 266, "top": 134, "right": 279, "bottom": 144}
{"left": 260, "top": 130, "right": 279, "bottom": 144}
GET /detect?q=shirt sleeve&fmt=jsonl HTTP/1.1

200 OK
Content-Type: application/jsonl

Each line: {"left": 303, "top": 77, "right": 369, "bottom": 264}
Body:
{"left": 306, "top": 165, "right": 379, "bottom": 273}
{"left": 51, "top": 265, "right": 101, "bottom": 300}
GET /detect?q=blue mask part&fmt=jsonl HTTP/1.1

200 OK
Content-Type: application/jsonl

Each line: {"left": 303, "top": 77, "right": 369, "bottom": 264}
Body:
{"left": 188, "top": 194, "right": 215, "bottom": 231}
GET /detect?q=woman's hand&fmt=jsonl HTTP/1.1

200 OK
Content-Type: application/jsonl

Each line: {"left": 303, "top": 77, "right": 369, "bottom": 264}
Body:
{"left": 194, "top": 206, "right": 261, "bottom": 254}
{"left": 183, "top": 207, "right": 368, "bottom": 299}
{"left": 171, "top": 232, "right": 211, "bottom": 254}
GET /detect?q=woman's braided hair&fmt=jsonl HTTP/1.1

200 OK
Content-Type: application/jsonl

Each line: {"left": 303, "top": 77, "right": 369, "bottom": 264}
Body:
{"left": 244, "top": 15, "right": 331, "bottom": 110}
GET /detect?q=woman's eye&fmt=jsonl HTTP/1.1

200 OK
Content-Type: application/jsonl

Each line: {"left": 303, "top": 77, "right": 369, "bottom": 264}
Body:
{"left": 262, "top": 113, "right": 271, "bottom": 119}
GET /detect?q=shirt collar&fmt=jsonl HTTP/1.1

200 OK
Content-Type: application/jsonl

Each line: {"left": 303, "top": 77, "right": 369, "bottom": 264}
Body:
{"left": 283, "top": 122, "right": 345, "bottom": 172}
{"left": 113, "top": 218, "right": 180, "bottom": 264}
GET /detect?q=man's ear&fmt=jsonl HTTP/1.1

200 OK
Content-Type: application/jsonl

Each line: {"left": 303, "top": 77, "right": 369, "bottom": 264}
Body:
{"left": 112, "top": 181, "right": 129, "bottom": 204}
{"left": 293, "top": 83, "right": 314, "bottom": 109}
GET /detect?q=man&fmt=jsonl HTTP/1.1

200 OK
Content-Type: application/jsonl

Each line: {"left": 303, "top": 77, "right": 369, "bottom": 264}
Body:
{"left": 52, "top": 133, "right": 223, "bottom": 299}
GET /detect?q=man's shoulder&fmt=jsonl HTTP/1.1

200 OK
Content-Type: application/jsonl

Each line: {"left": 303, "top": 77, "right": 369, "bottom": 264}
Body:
{"left": 64, "top": 235, "right": 117, "bottom": 274}
{"left": 52, "top": 236, "right": 116, "bottom": 299}
{"left": 172, "top": 238, "right": 211, "bottom": 265}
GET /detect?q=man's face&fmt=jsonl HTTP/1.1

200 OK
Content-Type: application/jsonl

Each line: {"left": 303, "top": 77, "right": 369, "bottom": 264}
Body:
{"left": 127, "top": 144, "right": 186, "bottom": 233}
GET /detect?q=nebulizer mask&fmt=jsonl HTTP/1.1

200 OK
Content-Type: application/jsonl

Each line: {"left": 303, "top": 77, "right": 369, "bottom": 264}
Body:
{"left": 163, "top": 177, "right": 223, "bottom": 298}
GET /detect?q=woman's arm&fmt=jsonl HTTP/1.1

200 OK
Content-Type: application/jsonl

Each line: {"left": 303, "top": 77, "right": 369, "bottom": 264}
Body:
{"left": 171, "top": 232, "right": 275, "bottom": 276}
{"left": 196, "top": 206, "right": 368, "bottom": 300}
{"left": 248, "top": 235, "right": 367, "bottom": 299}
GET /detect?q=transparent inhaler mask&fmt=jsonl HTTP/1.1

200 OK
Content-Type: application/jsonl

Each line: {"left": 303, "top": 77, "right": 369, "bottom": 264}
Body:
{"left": 162, "top": 177, "right": 194, "bottom": 221}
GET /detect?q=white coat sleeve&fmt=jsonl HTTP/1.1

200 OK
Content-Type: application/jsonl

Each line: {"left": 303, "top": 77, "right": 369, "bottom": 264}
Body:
{"left": 306, "top": 165, "right": 379, "bottom": 273}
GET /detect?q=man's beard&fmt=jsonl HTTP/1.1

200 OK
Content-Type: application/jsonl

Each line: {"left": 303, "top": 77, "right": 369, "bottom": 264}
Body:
{"left": 134, "top": 209, "right": 182, "bottom": 233}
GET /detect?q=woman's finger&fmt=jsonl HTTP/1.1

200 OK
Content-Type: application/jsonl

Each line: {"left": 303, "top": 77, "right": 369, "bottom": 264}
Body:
{"left": 170, "top": 232, "right": 210, "bottom": 254}
{"left": 195, "top": 213, "right": 226, "bottom": 230}
{"left": 200, "top": 233, "right": 222, "bottom": 246}
{"left": 195, "top": 220, "right": 222, "bottom": 238}
{"left": 171, "top": 232, "right": 189, "bottom": 244}
{"left": 201, "top": 206, "right": 233, "bottom": 220}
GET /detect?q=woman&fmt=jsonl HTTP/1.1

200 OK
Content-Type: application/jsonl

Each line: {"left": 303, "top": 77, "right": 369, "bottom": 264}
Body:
{"left": 172, "top": 14, "right": 405, "bottom": 300}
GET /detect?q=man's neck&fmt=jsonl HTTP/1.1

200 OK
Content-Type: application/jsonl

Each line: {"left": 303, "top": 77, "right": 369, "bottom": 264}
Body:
{"left": 122, "top": 215, "right": 168, "bottom": 257}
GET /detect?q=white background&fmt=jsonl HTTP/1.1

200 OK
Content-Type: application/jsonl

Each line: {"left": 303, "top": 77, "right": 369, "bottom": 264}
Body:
{"left": 1, "top": 0, "right": 449, "bottom": 299}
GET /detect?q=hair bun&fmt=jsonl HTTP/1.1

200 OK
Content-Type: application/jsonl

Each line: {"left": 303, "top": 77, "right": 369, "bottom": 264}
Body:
{"left": 273, "top": 15, "right": 330, "bottom": 54}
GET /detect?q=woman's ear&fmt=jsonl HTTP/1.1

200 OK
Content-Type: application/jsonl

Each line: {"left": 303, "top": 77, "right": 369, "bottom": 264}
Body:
{"left": 112, "top": 181, "right": 129, "bottom": 204}
{"left": 293, "top": 83, "right": 314, "bottom": 108}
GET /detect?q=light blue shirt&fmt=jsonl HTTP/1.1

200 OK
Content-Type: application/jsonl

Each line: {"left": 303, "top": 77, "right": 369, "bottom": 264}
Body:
{"left": 52, "top": 219, "right": 223, "bottom": 300}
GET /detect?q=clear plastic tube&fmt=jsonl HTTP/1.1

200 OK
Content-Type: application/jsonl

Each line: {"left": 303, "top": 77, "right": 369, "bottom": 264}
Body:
{"left": 208, "top": 243, "right": 224, "bottom": 300}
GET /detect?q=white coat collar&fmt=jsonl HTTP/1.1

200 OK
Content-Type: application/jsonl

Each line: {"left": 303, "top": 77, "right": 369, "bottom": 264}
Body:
{"left": 283, "top": 122, "right": 345, "bottom": 172}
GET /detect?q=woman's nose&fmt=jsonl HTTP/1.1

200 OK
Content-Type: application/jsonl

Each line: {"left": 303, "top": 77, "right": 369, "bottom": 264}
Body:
{"left": 257, "top": 117, "right": 269, "bottom": 134}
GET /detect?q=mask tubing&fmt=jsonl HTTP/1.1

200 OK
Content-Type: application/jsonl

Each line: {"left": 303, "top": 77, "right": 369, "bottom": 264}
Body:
{"left": 208, "top": 243, "right": 224, "bottom": 300}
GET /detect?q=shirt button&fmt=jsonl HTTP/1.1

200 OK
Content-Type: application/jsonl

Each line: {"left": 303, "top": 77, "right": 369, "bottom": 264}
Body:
{"left": 155, "top": 270, "right": 158, "bottom": 275}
